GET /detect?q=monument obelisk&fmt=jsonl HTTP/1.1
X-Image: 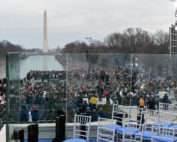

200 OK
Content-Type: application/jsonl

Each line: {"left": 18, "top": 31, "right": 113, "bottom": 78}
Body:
{"left": 43, "top": 10, "right": 48, "bottom": 71}
{"left": 43, "top": 9, "right": 48, "bottom": 53}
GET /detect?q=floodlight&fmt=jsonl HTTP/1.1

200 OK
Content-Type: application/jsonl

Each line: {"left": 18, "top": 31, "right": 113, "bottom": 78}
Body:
{"left": 175, "top": 26, "right": 177, "bottom": 31}
{"left": 174, "top": 21, "right": 177, "bottom": 30}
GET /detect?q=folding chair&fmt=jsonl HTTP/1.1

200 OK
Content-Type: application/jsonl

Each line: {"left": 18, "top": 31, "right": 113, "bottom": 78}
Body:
{"left": 152, "top": 126, "right": 177, "bottom": 142}
{"left": 97, "top": 117, "right": 116, "bottom": 142}
{"left": 153, "top": 111, "right": 174, "bottom": 127}
{"left": 128, "top": 107, "right": 143, "bottom": 125}
{"left": 112, "top": 104, "right": 126, "bottom": 129}
{"left": 122, "top": 122, "right": 140, "bottom": 142}
{"left": 63, "top": 114, "right": 91, "bottom": 142}
{"left": 112, "top": 105, "right": 143, "bottom": 141}
{"left": 135, "top": 122, "right": 159, "bottom": 141}
{"left": 144, "top": 109, "right": 159, "bottom": 124}
{"left": 159, "top": 102, "right": 174, "bottom": 112}
{"left": 169, "top": 113, "right": 177, "bottom": 129}
{"left": 144, "top": 109, "right": 173, "bottom": 128}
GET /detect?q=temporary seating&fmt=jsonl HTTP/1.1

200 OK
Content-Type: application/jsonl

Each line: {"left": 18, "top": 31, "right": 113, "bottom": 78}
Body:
{"left": 144, "top": 109, "right": 175, "bottom": 128}
{"left": 169, "top": 113, "right": 177, "bottom": 129}
{"left": 112, "top": 104, "right": 126, "bottom": 129}
{"left": 63, "top": 114, "right": 91, "bottom": 142}
{"left": 112, "top": 104, "right": 144, "bottom": 141}
{"left": 97, "top": 117, "right": 116, "bottom": 142}
{"left": 128, "top": 107, "right": 143, "bottom": 125}
{"left": 122, "top": 122, "right": 140, "bottom": 142}
{"left": 152, "top": 126, "right": 177, "bottom": 142}
{"left": 136, "top": 123, "right": 158, "bottom": 141}
{"left": 144, "top": 109, "right": 159, "bottom": 124}
{"left": 152, "top": 111, "right": 176, "bottom": 128}
{"left": 159, "top": 102, "right": 174, "bottom": 112}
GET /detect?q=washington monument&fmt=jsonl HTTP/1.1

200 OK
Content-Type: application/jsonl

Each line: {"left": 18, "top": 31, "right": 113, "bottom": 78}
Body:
{"left": 43, "top": 10, "right": 48, "bottom": 71}
{"left": 43, "top": 9, "right": 48, "bottom": 53}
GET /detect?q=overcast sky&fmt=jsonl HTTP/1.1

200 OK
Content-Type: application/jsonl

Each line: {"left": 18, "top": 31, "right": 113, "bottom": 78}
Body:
{"left": 0, "top": 0, "right": 175, "bottom": 49}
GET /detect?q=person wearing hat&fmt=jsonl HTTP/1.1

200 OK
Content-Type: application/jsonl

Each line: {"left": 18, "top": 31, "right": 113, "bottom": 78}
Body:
{"left": 89, "top": 95, "right": 98, "bottom": 112}
{"left": 31, "top": 105, "right": 39, "bottom": 122}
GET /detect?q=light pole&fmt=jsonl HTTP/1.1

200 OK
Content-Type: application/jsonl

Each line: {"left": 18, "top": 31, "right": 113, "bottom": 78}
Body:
{"left": 169, "top": 0, "right": 177, "bottom": 59}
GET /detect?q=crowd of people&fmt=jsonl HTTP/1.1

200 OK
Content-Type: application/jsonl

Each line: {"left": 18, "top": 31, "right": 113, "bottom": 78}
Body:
{"left": 5, "top": 58, "right": 177, "bottom": 123}
{"left": 67, "top": 62, "right": 173, "bottom": 105}
{"left": 18, "top": 70, "right": 66, "bottom": 123}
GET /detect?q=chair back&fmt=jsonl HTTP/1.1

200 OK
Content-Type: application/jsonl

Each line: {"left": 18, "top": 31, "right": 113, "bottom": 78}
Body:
{"left": 139, "top": 123, "right": 159, "bottom": 141}
{"left": 112, "top": 104, "right": 126, "bottom": 126}
{"left": 97, "top": 117, "right": 116, "bottom": 142}
{"left": 144, "top": 109, "right": 159, "bottom": 123}
{"left": 128, "top": 107, "right": 143, "bottom": 125}
{"left": 73, "top": 114, "right": 91, "bottom": 141}
{"left": 152, "top": 125, "right": 176, "bottom": 142}
{"left": 122, "top": 122, "right": 140, "bottom": 142}
{"left": 159, "top": 102, "right": 174, "bottom": 112}
{"left": 158, "top": 111, "right": 175, "bottom": 122}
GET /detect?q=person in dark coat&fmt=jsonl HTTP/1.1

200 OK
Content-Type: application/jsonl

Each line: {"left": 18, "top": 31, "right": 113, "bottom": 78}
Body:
{"left": 31, "top": 105, "right": 39, "bottom": 122}
{"left": 148, "top": 96, "right": 156, "bottom": 116}
{"left": 162, "top": 94, "right": 169, "bottom": 110}
{"left": 20, "top": 106, "right": 28, "bottom": 122}
{"left": 162, "top": 94, "right": 168, "bottom": 103}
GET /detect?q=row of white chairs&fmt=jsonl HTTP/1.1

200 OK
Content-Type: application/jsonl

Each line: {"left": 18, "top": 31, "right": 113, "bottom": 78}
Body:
{"left": 63, "top": 115, "right": 177, "bottom": 142}
{"left": 63, "top": 103, "right": 177, "bottom": 142}
{"left": 113, "top": 104, "right": 177, "bottom": 142}
{"left": 122, "top": 122, "right": 177, "bottom": 142}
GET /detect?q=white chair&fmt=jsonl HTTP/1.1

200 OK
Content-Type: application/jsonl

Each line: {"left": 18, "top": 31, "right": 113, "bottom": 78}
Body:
{"left": 128, "top": 107, "right": 143, "bottom": 125}
{"left": 97, "top": 117, "right": 116, "bottom": 142}
{"left": 153, "top": 111, "right": 174, "bottom": 127}
{"left": 122, "top": 122, "right": 140, "bottom": 142}
{"left": 112, "top": 105, "right": 143, "bottom": 141}
{"left": 144, "top": 109, "right": 173, "bottom": 128}
{"left": 135, "top": 123, "right": 159, "bottom": 141}
{"left": 112, "top": 104, "right": 126, "bottom": 129}
{"left": 63, "top": 114, "right": 91, "bottom": 142}
{"left": 159, "top": 102, "right": 174, "bottom": 112}
{"left": 169, "top": 113, "right": 177, "bottom": 129}
{"left": 152, "top": 126, "right": 177, "bottom": 142}
{"left": 144, "top": 109, "right": 159, "bottom": 124}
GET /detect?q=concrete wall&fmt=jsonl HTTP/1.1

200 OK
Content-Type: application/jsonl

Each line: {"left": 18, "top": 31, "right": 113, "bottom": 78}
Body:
{"left": 8, "top": 123, "right": 98, "bottom": 141}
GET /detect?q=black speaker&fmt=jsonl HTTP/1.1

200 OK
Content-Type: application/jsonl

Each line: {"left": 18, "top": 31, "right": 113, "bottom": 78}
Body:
{"left": 13, "top": 130, "right": 18, "bottom": 140}
{"left": 28, "top": 124, "right": 38, "bottom": 142}
{"left": 19, "top": 129, "right": 24, "bottom": 142}
{"left": 53, "top": 115, "right": 66, "bottom": 142}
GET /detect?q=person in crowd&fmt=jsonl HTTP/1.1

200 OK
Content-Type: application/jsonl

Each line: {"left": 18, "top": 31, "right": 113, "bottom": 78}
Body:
{"left": 20, "top": 105, "right": 28, "bottom": 122}
{"left": 139, "top": 95, "right": 145, "bottom": 109}
{"left": 31, "top": 105, "right": 39, "bottom": 122}
{"left": 28, "top": 108, "right": 32, "bottom": 123}
{"left": 148, "top": 96, "right": 156, "bottom": 116}
{"left": 162, "top": 94, "right": 169, "bottom": 110}
{"left": 155, "top": 95, "right": 160, "bottom": 111}
{"left": 89, "top": 95, "right": 98, "bottom": 111}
